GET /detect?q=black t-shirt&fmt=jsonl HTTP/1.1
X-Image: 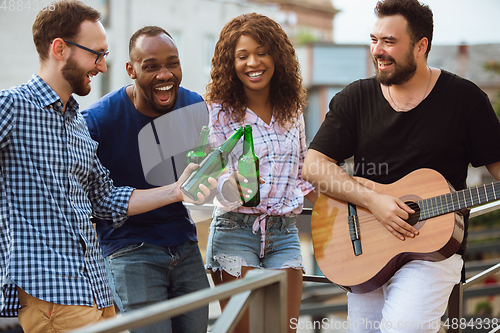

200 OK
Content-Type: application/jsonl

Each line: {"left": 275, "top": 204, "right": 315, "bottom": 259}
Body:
{"left": 309, "top": 70, "right": 500, "bottom": 254}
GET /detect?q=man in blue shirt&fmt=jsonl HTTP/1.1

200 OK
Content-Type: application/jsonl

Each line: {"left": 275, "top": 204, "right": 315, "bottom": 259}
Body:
{"left": 0, "top": 3, "right": 213, "bottom": 333}
{"left": 82, "top": 26, "right": 211, "bottom": 333}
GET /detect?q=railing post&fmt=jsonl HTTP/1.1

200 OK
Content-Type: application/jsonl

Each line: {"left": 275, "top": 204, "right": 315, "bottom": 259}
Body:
{"left": 70, "top": 270, "right": 287, "bottom": 333}
{"left": 447, "top": 283, "right": 463, "bottom": 333}
{"left": 249, "top": 270, "right": 287, "bottom": 333}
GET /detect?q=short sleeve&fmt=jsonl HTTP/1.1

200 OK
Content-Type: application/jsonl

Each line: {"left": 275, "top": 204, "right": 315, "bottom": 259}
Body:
{"left": 308, "top": 89, "right": 359, "bottom": 164}
{"left": 81, "top": 109, "right": 99, "bottom": 142}
{"left": 463, "top": 86, "right": 500, "bottom": 167}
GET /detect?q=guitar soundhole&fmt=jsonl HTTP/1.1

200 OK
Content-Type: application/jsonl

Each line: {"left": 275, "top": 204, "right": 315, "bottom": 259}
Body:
{"left": 405, "top": 201, "right": 421, "bottom": 226}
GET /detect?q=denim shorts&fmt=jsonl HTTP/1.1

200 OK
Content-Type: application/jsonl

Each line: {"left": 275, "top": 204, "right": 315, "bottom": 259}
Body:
{"left": 206, "top": 211, "right": 304, "bottom": 277}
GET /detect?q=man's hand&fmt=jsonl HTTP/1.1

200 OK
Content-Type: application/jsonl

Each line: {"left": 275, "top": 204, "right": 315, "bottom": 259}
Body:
{"left": 177, "top": 163, "right": 217, "bottom": 204}
{"left": 366, "top": 192, "right": 419, "bottom": 240}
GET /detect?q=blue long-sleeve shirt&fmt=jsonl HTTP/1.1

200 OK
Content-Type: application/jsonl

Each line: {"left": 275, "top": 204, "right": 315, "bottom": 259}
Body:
{"left": 0, "top": 75, "right": 133, "bottom": 316}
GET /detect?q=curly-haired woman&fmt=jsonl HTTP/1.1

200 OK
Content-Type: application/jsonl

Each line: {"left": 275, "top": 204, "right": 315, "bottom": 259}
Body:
{"left": 205, "top": 13, "right": 317, "bottom": 333}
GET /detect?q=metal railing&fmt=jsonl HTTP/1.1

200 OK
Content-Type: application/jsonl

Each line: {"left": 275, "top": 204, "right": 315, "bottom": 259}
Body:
{"left": 70, "top": 201, "right": 500, "bottom": 333}
{"left": 71, "top": 269, "right": 287, "bottom": 333}
{"left": 447, "top": 200, "right": 500, "bottom": 333}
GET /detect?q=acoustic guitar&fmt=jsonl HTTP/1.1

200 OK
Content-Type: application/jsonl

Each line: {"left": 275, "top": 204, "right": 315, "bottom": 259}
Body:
{"left": 311, "top": 168, "right": 499, "bottom": 293}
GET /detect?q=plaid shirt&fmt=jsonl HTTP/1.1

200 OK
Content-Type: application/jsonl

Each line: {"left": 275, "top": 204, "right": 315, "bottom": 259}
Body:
{"left": 0, "top": 75, "right": 133, "bottom": 316}
{"left": 209, "top": 105, "right": 314, "bottom": 217}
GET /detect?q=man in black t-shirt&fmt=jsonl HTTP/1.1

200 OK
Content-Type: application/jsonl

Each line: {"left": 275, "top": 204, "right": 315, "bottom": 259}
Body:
{"left": 303, "top": 0, "right": 500, "bottom": 331}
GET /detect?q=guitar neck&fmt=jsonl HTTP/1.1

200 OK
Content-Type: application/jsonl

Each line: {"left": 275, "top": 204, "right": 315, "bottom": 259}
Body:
{"left": 419, "top": 181, "right": 500, "bottom": 220}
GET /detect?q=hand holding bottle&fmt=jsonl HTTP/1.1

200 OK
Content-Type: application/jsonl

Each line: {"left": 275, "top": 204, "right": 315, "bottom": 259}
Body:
{"left": 180, "top": 126, "right": 245, "bottom": 201}
{"left": 177, "top": 163, "right": 217, "bottom": 204}
{"left": 221, "top": 171, "right": 251, "bottom": 204}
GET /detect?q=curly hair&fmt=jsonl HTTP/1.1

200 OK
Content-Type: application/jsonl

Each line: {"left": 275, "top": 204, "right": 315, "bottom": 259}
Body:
{"left": 375, "top": 0, "right": 433, "bottom": 57}
{"left": 205, "top": 13, "right": 307, "bottom": 129}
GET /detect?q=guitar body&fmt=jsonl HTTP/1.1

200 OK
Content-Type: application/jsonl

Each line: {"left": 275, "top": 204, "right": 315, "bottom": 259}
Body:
{"left": 311, "top": 168, "right": 465, "bottom": 293}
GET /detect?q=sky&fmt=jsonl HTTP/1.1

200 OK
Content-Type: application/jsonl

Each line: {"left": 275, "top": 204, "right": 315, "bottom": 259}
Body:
{"left": 331, "top": 0, "right": 500, "bottom": 45}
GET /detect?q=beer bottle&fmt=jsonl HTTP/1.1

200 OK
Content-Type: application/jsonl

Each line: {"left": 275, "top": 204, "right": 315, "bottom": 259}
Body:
{"left": 238, "top": 125, "right": 260, "bottom": 207}
{"left": 180, "top": 126, "right": 245, "bottom": 201}
{"left": 186, "top": 126, "right": 209, "bottom": 165}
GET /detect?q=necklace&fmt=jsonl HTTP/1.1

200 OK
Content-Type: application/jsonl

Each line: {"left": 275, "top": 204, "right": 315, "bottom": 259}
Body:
{"left": 388, "top": 66, "right": 432, "bottom": 112}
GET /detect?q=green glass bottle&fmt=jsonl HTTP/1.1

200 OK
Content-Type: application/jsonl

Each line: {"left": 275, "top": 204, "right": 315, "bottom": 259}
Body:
{"left": 238, "top": 125, "right": 260, "bottom": 207}
{"left": 186, "top": 126, "right": 209, "bottom": 166}
{"left": 180, "top": 126, "right": 245, "bottom": 201}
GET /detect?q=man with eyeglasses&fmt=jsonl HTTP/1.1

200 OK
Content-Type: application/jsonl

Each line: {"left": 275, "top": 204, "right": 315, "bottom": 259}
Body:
{"left": 63, "top": 40, "right": 110, "bottom": 64}
{"left": 0, "top": 1, "right": 214, "bottom": 332}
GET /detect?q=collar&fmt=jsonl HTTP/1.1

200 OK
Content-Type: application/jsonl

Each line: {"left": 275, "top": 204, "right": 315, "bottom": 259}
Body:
{"left": 27, "top": 74, "right": 79, "bottom": 119}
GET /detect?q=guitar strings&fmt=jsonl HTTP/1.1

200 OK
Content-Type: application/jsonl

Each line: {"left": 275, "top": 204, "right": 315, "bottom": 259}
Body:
{"left": 418, "top": 182, "right": 500, "bottom": 219}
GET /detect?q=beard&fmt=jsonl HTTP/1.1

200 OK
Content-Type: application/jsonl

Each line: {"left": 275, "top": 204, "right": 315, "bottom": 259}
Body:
{"left": 136, "top": 80, "right": 179, "bottom": 116}
{"left": 62, "top": 54, "right": 91, "bottom": 96}
{"left": 374, "top": 48, "right": 417, "bottom": 86}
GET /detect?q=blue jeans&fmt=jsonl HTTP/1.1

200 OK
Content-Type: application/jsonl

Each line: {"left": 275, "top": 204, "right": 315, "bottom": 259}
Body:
{"left": 105, "top": 241, "right": 209, "bottom": 333}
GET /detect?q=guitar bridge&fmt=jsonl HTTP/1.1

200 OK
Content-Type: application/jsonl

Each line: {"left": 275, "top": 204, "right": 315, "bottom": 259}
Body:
{"left": 348, "top": 203, "right": 362, "bottom": 256}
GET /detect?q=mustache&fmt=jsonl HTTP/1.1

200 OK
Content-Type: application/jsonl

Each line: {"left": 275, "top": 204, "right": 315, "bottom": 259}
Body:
{"left": 152, "top": 78, "right": 177, "bottom": 87}
{"left": 374, "top": 55, "right": 395, "bottom": 62}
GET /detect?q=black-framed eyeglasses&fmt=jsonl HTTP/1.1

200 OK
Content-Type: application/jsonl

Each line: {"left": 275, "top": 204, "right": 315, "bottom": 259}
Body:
{"left": 63, "top": 40, "right": 109, "bottom": 64}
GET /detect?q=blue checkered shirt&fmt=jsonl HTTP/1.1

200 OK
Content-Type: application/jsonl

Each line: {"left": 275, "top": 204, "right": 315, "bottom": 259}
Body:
{"left": 0, "top": 75, "right": 134, "bottom": 316}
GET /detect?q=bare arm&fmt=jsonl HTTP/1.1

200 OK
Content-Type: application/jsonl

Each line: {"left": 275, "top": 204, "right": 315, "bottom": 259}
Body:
{"left": 305, "top": 188, "right": 319, "bottom": 204}
{"left": 302, "top": 149, "right": 417, "bottom": 240}
{"left": 486, "top": 161, "right": 500, "bottom": 181}
{"left": 127, "top": 163, "right": 216, "bottom": 216}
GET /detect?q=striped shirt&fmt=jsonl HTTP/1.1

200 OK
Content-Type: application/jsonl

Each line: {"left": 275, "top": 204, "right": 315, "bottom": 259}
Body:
{"left": 209, "top": 105, "right": 314, "bottom": 217}
{"left": 0, "top": 75, "right": 133, "bottom": 316}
